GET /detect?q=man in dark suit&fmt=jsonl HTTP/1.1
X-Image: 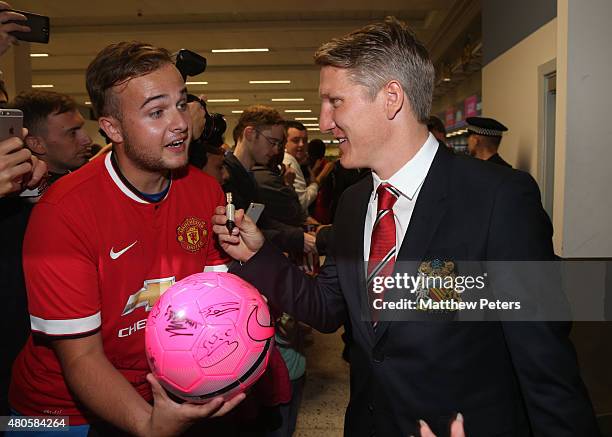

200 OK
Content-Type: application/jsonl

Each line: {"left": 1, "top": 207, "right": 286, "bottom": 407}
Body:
{"left": 466, "top": 116, "right": 512, "bottom": 168}
{"left": 213, "top": 17, "right": 599, "bottom": 437}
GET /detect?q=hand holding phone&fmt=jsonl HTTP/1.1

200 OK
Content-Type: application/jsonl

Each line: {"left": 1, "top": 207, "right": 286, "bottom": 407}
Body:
{"left": 0, "top": 140, "right": 48, "bottom": 198}
{"left": 0, "top": 108, "right": 23, "bottom": 141}
{"left": 0, "top": 4, "right": 30, "bottom": 54}
{"left": 2, "top": 5, "right": 49, "bottom": 45}
{"left": 0, "top": 109, "right": 48, "bottom": 198}
{"left": 0, "top": 135, "right": 31, "bottom": 197}
{"left": 246, "top": 202, "right": 265, "bottom": 224}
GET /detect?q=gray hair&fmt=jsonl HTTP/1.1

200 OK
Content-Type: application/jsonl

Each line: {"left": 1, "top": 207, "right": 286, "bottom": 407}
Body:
{"left": 314, "top": 16, "right": 434, "bottom": 123}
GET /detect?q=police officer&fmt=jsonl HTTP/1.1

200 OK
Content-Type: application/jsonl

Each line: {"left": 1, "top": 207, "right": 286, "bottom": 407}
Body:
{"left": 466, "top": 116, "right": 511, "bottom": 167}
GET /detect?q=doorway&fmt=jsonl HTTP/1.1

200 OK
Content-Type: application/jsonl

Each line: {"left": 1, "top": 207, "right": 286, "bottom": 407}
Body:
{"left": 538, "top": 59, "right": 557, "bottom": 221}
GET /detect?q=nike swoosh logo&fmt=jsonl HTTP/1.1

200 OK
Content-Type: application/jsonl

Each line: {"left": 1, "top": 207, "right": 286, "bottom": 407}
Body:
{"left": 246, "top": 305, "right": 274, "bottom": 342}
{"left": 110, "top": 241, "right": 138, "bottom": 260}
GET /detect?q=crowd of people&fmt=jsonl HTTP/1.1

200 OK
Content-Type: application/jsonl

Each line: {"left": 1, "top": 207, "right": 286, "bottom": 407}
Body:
{"left": 0, "top": 2, "right": 600, "bottom": 436}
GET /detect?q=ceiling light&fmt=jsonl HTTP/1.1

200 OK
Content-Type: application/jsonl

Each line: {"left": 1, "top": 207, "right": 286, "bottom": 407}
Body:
{"left": 84, "top": 101, "right": 91, "bottom": 105}
{"left": 302, "top": 123, "right": 319, "bottom": 127}
{"left": 295, "top": 117, "right": 318, "bottom": 121}
{"left": 186, "top": 81, "right": 208, "bottom": 85}
{"left": 271, "top": 98, "right": 304, "bottom": 102}
{"left": 285, "top": 109, "right": 311, "bottom": 113}
{"left": 212, "top": 48, "right": 269, "bottom": 53}
{"left": 232, "top": 110, "right": 244, "bottom": 114}
{"left": 306, "top": 128, "right": 319, "bottom": 131}
{"left": 31, "top": 84, "right": 53, "bottom": 88}
{"left": 207, "top": 99, "right": 239, "bottom": 103}
{"left": 441, "top": 63, "right": 452, "bottom": 82}
{"left": 30, "top": 53, "right": 49, "bottom": 57}
{"left": 249, "top": 80, "right": 291, "bottom": 84}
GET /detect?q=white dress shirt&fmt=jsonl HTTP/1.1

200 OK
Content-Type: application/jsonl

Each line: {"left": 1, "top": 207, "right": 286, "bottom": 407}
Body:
{"left": 364, "top": 133, "right": 439, "bottom": 261}
{"left": 283, "top": 152, "right": 318, "bottom": 213}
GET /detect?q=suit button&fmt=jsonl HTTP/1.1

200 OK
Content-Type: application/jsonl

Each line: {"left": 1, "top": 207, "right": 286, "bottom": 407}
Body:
{"left": 367, "top": 403, "right": 375, "bottom": 413}
{"left": 373, "top": 353, "right": 385, "bottom": 363}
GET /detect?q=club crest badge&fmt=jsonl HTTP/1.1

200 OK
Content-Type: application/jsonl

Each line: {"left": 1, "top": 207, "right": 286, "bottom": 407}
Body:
{"left": 415, "top": 259, "right": 462, "bottom": 312}
{"left": 177, "top": 217, "right": 207, "bottom": 253}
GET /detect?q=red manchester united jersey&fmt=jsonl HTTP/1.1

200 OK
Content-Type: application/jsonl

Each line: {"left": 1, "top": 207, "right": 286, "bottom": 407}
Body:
{"left": 10, "top": 152, "right": 229, "bottom": 424}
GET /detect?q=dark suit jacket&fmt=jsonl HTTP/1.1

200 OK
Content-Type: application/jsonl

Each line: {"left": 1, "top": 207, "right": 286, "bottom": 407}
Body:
{"left": 232, "top": 146, "right": 599, "bottom": 437}
{"left": 488, "top": 152, "right": 512, "bottom": 168}
{"left": 251, "top": 164, "right": 306, "bottom": 227}
{"left": 222, "top": 153, "right": 304, "bottom": 253}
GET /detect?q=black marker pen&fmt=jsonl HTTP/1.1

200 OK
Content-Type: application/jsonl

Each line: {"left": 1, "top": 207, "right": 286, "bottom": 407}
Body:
{"left": 226, "top": 192, "right": 236, "bottom": 233}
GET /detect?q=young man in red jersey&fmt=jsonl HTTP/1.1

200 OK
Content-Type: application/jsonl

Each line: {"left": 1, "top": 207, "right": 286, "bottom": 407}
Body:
{"left": 9, "top": 42, "right": 244, "bottom": 436}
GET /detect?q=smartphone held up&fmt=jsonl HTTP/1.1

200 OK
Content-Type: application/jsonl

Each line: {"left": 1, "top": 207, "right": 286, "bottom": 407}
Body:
{"left": 5, "top": 8, "right": 50, "bottom": 44}
{"left": 0, "top": 109, "right": 46, "bottom": 198}
{"left": 0, "top": 108, "right": 22, "bottom": 142}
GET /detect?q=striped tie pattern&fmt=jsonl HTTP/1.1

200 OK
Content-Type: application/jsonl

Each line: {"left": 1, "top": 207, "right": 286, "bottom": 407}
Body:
{"left": 367, "top": 183, "right": 399, "bottom": 326}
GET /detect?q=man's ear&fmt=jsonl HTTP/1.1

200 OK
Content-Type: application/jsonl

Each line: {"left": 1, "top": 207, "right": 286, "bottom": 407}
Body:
{"left": 243, "top": 125, "right": 256, "bottom": 142}
{"left": 384, "top": 80, "right": 404, "bottom": 120}
{"left": 98, "top": 116, "right": 123, "bottom": 144}
{"left": 24, "top": 135, "right": 46, "bottom": 155}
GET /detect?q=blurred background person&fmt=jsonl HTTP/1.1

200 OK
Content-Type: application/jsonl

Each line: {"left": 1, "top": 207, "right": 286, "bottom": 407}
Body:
{"left": 187, "top": 94, "right": 229, "bottom": 184}
{"left": 0, "top": 3, "right": 42, "bottom": 199}
{"left": 189, "top": 139, "right": 228, "bottom": 184}
{"left": 283, "top": 121, "right": 333, "bottom": 215}
{"left": 224, "top": 105, "right": 314, "bottom": 255}
{"left": 252, "top": 139, "right": 306, "bottom": 229}
{"left": 2, "top": 90, "right": 93, "bottom": 416}
{"left": 427, "top": 115, "right": 449, "bottom": 149}
{"left": 13, "top": 90, "right": 93, "bottom": 185}
{"left": 307, "top": 138, "right": 334, "bottom": 224}
{"left": 466, "top": 116, "right": 511, "bottom": 167}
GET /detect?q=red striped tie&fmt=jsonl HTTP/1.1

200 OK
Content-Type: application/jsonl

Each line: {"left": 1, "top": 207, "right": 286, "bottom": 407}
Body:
{"left": 367, "top": 183, "right": 399, "bottom": 325}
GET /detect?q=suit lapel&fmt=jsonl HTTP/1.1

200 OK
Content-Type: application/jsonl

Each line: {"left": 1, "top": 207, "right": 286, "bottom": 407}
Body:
{"left": 397, "top": 145, "right": 452, "bottom": 262}
{"left": 374, "top": 146, "right": 452, "bottom": 342}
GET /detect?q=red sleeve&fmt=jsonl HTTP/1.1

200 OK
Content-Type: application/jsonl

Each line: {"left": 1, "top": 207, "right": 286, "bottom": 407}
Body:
{"left": 251, "top": 345, "right": 291, "bottom": 406}
{"left": 24, "top": 199, "right": 101, "bottom": 336}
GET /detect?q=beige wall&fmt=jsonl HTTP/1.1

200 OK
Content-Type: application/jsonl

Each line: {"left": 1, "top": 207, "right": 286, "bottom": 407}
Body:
{"left": 482, "top": 19, "right": 557, "bottom": 178}
{"left": 553, "top": 2, "right": 568, "bottom": 256}
{"left": 483, "top": 5, "right": 612, "bottom": 257}
{"left": 0, "top": 43, "right": 31, "bottom": 99}
{"left": 555, "top": 0, "right": 612, "bottom": 257}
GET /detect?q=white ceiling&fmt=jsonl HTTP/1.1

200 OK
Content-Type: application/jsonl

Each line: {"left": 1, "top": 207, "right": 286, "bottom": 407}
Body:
{"left": 11, "top": 0, "right": 480, "bottom": 141}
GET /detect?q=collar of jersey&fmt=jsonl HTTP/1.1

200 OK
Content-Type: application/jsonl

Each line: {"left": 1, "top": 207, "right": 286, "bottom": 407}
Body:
{"left": 105, "top": 151, "right": 172, "bottom": 204}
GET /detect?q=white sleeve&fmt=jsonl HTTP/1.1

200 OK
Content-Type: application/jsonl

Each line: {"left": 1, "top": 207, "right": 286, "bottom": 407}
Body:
{"left": 284, "top": 154, "right": 319, "bottom": 211}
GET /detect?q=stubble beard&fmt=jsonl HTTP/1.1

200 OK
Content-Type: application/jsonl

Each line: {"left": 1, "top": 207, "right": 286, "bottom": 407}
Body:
{"left": 122, "top": 126, "right": 187, "bottom": 172}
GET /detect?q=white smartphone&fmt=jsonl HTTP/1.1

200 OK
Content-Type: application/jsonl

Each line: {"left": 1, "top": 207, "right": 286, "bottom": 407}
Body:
{"left": 246, "top": 202, "right": 265, "bottom": 223}
{"left": 18, "top": 187, "right": 42, "bottom": 198}
{"left": 0, "top": 109, "right": 23, "bottom": 141}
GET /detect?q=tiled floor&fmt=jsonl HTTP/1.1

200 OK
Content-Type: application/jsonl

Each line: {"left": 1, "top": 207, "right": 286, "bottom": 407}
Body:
{"left": 293, "top": 329, "right": 349, "bottom": 437}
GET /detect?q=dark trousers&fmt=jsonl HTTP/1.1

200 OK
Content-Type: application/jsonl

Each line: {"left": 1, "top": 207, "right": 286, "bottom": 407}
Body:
{"left": 264, "top": 375, "right": 305, "bottom": 437}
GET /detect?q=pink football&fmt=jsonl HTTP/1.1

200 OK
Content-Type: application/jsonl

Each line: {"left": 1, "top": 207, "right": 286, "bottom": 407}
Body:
{"left": 145, "top": 272, "right": 274, "bottom": 402}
